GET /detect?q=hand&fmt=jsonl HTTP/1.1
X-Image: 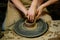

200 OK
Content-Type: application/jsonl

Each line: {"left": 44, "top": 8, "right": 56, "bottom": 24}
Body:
{"left": 24, "top": 11, "right": 28, "bottom": 18}
{"left": 23, "top": 9, "right": 28, "bottom": 18}
{"left": 27, "top": 8, "right": 36, "bottom": 22}
{"left": 36, "top": 6, "right": 43, "bottom": 20}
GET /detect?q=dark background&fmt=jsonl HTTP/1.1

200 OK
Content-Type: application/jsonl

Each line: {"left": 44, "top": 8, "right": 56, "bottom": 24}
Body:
{"left": 0, "top": 0, "right": 8, "bottom": 30}
{"left": 47, "top": 1, "right": 60, "bottom": 20}
{"left": 0, "top": 0, "right": 60, "bottom": 30}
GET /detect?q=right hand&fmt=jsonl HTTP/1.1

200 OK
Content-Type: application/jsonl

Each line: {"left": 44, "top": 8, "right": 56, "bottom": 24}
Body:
{"left": 27, "top": 7, "right": 37, "bottom": 22}
{"left": 35, "top": 6, "right": 43, "bottom": 20}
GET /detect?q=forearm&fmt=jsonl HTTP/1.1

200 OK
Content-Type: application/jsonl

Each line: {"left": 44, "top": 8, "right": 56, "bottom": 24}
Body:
{"left": 11, "top": 0, "right": 27, "bottom": 13}
{"left": 40, "top": 0, "right": 58, "bottom": 8}
{"left": 37, "top": 0, "right": 43, "bottom": 7}
{"left": 30, "top": 0, "right": 38, "bottom": 9}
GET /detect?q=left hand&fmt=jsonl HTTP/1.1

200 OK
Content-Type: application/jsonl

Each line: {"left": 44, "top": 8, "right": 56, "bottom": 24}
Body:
{"left": 36, "top": 6, "right": 44, "bottom": 20}
{"left": 27, "top": 8, "right": 37, "bottom": 22}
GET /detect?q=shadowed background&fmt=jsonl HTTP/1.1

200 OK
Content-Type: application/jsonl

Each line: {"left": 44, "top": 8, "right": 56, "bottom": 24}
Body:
{"left": 0, "top": 0, "right": 8, "bottom": 30}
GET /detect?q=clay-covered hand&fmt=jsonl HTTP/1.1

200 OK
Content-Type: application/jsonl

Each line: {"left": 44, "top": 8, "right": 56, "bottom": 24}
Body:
{"left": 36, "top": 6, "right": 44, "bottom": 20}
{"left": 27, "top": 8, "right": 36, "bottom": 22}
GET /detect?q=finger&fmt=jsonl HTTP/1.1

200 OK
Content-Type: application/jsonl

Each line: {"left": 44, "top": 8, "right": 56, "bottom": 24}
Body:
{"left": 27, "top": 15, "right": 29, "bottom": 20}
{"left": 31, "top": 16, "right": 34, "bottom": 22}
{"left": 26, "top": 14, "right": 28, "bottom": 18}
{"left": 36, "top": 9, "right": 39, "bottom": 16}
{"left": 26, "top": 16, "right": 28, "bottom": 18}
{"left": 37, "top": 8, "right": 39, "bottom": 12}
{"left": 28, "top": 14, "right": 30, "bottom": 20}
{"left": 28, "top": 15, "right": 32, "bottom": 22}
{"left": 36, "top": 13, "right": 40, "bottom": 20}
{"left": 29, "top": 15, "right": 33, "bottom": 22}
{"left": 29, "top": 15, "right": 34, "bottom": 22}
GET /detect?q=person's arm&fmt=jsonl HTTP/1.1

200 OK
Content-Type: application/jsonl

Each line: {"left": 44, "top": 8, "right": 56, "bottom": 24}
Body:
{"left": 36, "top": 0, "right": 58, "bottom": 20}
{"left": 39, "top": 0, "right": 58, "bottom": 9}
{"left": 11, "top": 0, "right": 27, "bottom": 15}
{"left": 27, "top": 0, "right": 38, "bottom": 22}
{"left": 29, "top": 0, "right": 38, "bottom": 10}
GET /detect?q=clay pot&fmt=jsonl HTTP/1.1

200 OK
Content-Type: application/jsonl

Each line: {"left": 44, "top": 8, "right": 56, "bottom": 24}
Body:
{"left": 24, "top": 19, "right": 36, "bottom": 28}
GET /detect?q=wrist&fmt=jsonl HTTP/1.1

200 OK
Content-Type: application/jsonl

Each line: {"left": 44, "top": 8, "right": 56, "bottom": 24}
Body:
{"left": 39, "top": 5, "right": 45, "bottom": 9}
{"left": 29, "top": 5, "right": 37, "bottom": 11}
{"left": 23, "top": 9, "right": 27, "bottom": 14}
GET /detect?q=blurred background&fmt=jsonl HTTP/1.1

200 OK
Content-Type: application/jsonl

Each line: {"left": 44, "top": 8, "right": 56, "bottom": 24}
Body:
{"left": 47, "top": 1, "right": 60, "bottom": 20}
{"left": 0, "top": 0, "right": 8, "bottom": 30}
{"left": 0, "top": 0, "right": 8, "bottom": 38}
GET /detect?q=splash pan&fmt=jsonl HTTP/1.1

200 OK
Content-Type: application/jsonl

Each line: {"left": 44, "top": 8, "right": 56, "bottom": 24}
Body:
{"left": 13, "top": 18, "right": 48, "bottom": 38}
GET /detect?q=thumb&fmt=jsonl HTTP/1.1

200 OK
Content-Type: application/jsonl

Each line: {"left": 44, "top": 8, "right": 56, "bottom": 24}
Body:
{"left": 35, "top": 11, "right": 40, "bottom": 20}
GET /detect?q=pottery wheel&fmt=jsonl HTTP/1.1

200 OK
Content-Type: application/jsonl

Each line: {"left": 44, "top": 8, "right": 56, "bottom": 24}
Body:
{"left": 13, "top": 18, "right": 48, "bottom": 38}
